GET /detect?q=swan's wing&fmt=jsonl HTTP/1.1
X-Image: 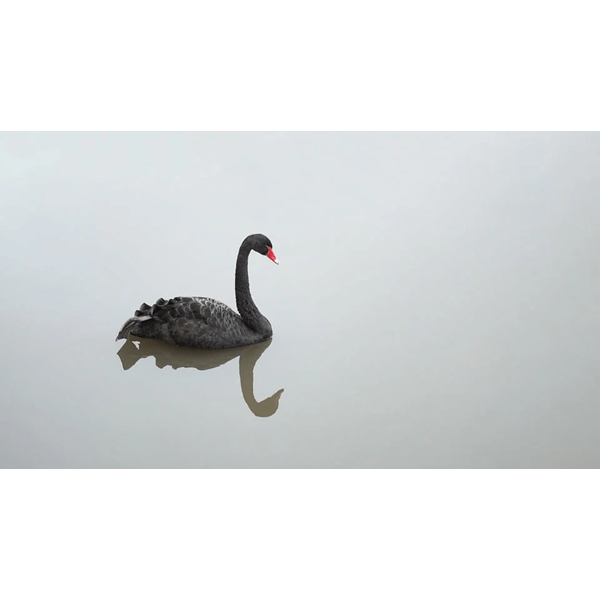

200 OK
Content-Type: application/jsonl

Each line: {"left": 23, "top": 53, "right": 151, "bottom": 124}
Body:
{"left": 138, "top": 296, "right": 246, "bottom": 348}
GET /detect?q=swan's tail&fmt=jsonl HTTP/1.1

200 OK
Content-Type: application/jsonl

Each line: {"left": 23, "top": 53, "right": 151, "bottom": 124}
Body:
{"left": 116, "top": 318, "right": 135, "bottom": 341}
{"left": 115, "top": 313, "right": 152, "bottom": 341}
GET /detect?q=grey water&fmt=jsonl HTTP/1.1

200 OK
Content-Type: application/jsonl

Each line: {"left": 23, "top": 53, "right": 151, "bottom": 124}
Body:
{"left": 1, "top": 132, "right": 598, "bottom": 468}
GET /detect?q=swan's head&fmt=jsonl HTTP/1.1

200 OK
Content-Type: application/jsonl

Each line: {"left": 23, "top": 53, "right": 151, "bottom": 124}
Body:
{"left": 248, "top": 233, "right": 279, "bottom": 265}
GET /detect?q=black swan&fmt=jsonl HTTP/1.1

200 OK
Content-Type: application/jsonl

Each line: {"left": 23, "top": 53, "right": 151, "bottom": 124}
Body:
{"left": 116, "top": 233, "right": 278, "bottom": 349}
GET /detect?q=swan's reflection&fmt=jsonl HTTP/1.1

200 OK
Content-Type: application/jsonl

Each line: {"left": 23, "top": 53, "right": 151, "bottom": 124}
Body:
{"left": 117, "top": 336, "right": 284, "bottom": 417}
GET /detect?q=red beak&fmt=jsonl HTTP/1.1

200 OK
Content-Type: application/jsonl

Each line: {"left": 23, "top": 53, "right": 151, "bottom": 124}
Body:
{"left": 266, "top": 247, "right": 279, "bottom": 264}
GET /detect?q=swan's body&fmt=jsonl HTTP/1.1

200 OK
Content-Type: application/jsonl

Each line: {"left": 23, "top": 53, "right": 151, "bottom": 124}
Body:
{"left": 116, "top": 234, "right": 278, "bottom": 349}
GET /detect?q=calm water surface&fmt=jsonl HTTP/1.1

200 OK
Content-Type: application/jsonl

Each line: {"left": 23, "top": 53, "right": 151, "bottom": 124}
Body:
{"left": 1, "top": 132, "right": 599, "bottom": 467}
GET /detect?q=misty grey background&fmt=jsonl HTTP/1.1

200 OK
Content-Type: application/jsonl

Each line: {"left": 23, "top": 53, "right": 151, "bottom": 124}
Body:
{"left": 1, "top": 132, "right": 598, "bottom": 468}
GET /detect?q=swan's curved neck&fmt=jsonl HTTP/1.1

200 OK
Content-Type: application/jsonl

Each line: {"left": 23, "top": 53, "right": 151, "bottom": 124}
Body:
{"left": 235, "top": 242, "right": 271, "bottom": 334}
